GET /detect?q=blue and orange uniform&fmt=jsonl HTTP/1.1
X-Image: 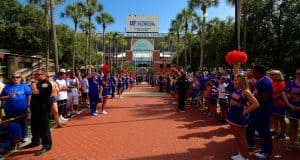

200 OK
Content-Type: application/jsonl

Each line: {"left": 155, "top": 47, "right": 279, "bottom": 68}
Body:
{"left": 285, "top": 80, "right": 300, "bottom": 118}
{"left": 227, "top": 89, "right": 248, "bottom": 126}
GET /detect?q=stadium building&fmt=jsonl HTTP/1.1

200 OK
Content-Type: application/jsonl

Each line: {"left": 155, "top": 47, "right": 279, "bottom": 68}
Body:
{"left": 104, "top": 15, "right": 176, "bottom": 76}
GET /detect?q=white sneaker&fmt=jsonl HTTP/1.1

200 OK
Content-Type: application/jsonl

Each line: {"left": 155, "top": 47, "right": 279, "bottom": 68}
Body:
{"left": 101, "top": 110, "right": 108, "bottom": 114}
{"left": 92, "top": 113, "right": 98, "bottom": 116}
{"left": 255, "top": 152, "right": 270, "bottom": 159}
{"left": 235, "top": 155, "right": 247, "bottom": 160}
{"left": 95, "top": 110, "right": 99, "bottom": 113}
{"left": 231, "top": 153, "right": 241, "bottom": 160}
{"left": 22, "top": 137, "right": 29, "bottom": 142}
{"left": 59, "top": 115, "right": 68, "bottom": 122}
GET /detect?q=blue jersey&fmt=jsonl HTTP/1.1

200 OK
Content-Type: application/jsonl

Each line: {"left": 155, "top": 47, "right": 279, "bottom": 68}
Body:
{"left": 88, "top": 77, "right": 100, "bottom": 99}
{"left": 1, "top": 84, "right": 31, "bottom": 116}
{"left": 255, "top": 76, "right": 273, "bottom": 112}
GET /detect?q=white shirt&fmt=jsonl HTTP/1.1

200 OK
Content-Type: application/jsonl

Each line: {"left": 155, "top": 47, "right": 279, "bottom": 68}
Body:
{"left": 56, "top": 79, "right": 68, "bottom": 100}
{"left": 218, "top": 83, "right": 228, "bottom": 99}
{"left": 81, "top": 78, "right": 89, "bottom": 93}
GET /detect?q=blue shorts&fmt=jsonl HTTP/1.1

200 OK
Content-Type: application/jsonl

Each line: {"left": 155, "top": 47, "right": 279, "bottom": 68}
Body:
{"left": 272, "top": 106, "right": 286, "bottom": 116}
{"left": 227, "top": 105, "right": 248, "bottom": 126}
{"left": 50, "top": 96, "right": 57, "bottom": 105}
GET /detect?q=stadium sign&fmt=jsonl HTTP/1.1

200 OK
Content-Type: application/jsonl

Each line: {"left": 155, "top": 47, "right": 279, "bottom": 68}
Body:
{"left": 126, "top": 15, "right": 159, "bottom": 33}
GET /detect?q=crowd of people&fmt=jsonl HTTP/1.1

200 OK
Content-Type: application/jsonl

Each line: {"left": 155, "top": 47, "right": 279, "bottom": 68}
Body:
{"left": 153, "top": 64, "right": 300, "bottom": 160}
{"left": 0, "top": 63, "right": 299, "bottom": 159}
{"left": 0, "top": 68, "right": 136, "bottom": 156}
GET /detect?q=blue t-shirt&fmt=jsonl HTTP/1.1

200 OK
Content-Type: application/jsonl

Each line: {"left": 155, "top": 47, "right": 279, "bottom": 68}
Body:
{"left": 88, "top": 77, "right": 100, "bottom": 98}
{"left": 255, "top": 76, "right": 273, "bottom": 113}
{"left": 0, "top": 84, "right": 32, "bottom": 116}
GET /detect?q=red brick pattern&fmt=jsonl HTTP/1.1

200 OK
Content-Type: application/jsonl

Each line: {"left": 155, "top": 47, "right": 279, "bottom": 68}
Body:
{"left": 6, "top": 85, "right": 300, "bottom": 160}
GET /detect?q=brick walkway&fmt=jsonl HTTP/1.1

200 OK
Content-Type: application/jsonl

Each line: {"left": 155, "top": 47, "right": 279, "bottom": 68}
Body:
{"left": 6, "top": 85, "right": 300, "bottom": 160}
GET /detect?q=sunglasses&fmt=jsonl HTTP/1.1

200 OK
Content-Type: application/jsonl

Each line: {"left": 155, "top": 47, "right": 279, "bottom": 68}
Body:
{"left": 34, "top": 73, "right": 43, "bottom": 76}
{"left": 12, "top": 76, "right": 21, "bottom": 79}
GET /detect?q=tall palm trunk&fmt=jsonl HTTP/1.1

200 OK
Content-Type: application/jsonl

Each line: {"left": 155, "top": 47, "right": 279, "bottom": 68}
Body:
{"left": 189, "top": 39, "right": 192, "bottom": 67}
{"left": 109, "top": 38, "right": 112, "bottom": 68}
{"left": 184, "top": 23, "right": 188, "bottom": 69}
{"left": 72, "top": 23, "right": 78, "bottom": 72}
{"left": 235, "top": 0, "right": 241, "bottom": 50}
{"left": 85, "top": 32, "right": 88, "bottom": 72}
{"left": 242, "top": 1, "right": 248, "bottom": 51}
{"left": 176, "top": 33, "right": 180, "bottom": 65}
{"left": 200, "top": 11, "right": 206, "bottom": 71}
{"left": 88, "top": 16, "right": 92, "bottom": 65}
{"left": 50, "top": 0, "right": 59, "bottom": 72}
{"left": 44, "top": 6, "right": 50, "bottom": 72}
{"left": 102, "top": 26, "right": 106, "bottom": 64}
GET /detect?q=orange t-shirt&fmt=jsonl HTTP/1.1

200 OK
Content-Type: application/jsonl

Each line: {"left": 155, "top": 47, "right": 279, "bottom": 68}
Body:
{"left": 272, "top": 81, "right": 286, "bottom": 107}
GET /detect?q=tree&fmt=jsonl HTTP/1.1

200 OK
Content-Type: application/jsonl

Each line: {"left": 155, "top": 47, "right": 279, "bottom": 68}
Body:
{"left": 189, "top": 0, "right": 219, "bottom": 70}
{"left": 176, "top": 8, "right": 197, "bottom": 69}
{"left": 226, "top": 0, "right": 249, "bottom": 51}
{"left": 79, "top": 21, "right": 95, "bottom": 71}
{"left": 169, "top": 19, "right": 183, "bottom": 65}
{"left": 96, "top": 12, "right": 115, "bottom": 65}
{"left": 62, "top": 2, "right": 85, "bottom": 71}
{"left": 0, "top": 0, "right": 46, "bottom": 55}
{"left": 29, "top": 0, "right": 64, "bottom": 72}
{"left": 81, "top": 0, "right": 103, "bottom": 65}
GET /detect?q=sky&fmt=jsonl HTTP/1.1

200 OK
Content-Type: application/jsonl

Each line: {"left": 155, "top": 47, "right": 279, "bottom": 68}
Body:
{"left": 20, "top": 0, "right": 235, "bottom": 33}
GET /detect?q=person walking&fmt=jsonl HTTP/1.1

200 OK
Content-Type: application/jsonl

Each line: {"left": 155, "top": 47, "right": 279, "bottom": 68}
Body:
{"left": 25, "top": 69, "right": 52, "bottom": 156}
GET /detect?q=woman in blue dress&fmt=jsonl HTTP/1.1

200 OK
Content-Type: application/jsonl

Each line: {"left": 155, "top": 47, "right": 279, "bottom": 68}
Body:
{"left": 227, "top": 74, "right": 259, "bottom": 160}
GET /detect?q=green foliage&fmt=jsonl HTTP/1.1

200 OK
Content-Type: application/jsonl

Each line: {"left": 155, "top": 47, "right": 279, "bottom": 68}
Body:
{"left": 0, "top": 0, "right": 47, "bottom": 55}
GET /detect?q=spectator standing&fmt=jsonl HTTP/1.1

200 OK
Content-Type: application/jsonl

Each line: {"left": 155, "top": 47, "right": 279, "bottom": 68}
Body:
{"left": 269, "top": 70, "right": 286, "bottom": 139}
{"left": 26, "top": 69, "right": 52, "bottom": 156}
{"left": 176, "top": 73, "right": 189, "bottom": 112}
{"left": 88, "top": 71, "right": 101, "bottom": 116}
{"left": 56, "top": 70, "right": 69, "bottom": 121}
{"left": 227, "top": 74, "right": 259, "bottom": 160}
{"left": 0, "top": 72, "right": 31, "bottom": 142}
{"left": 246, "top": 65, "right": 273, "bottom": 159}
{"left": 282, "top": 64, "right": 300, "bottom": 152}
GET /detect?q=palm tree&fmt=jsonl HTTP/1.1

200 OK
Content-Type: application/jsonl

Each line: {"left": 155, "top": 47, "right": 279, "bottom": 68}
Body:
{"left": 227, "top": 0, "right": 249, "bottom": 51}
{"left": 160, "top": 41, "right": 168, "bottom": 68}
{"left": 189, "top": 0, "right": 219, "bottom": 70}
{"left": 169, "top": 19, "right": 183, "bottom": 65}
{"left": 118, "top": 38, "right": 128, "bottom": 65}
{"left": 29, "top": 0, "right": 50, "bottom": 72}
{"left": 62, "top": 2, "right": 85, "bottom": 71}
{"left": 80, "top": 21, "right": 95, "bottom": 71}
{"left": 96, "top": 12, "right": 115, "bottom": 65}
{"left": 30, "top": 0, "right": 65, "bottom": 72}
{"left": 81, "top": 0, "right": 103, "bottom": 65}
{"left": 176, "top": 8, "right": 196, "bottom": 69}
{"left": 105, "top": 32, "right": 114, "bottom": 66}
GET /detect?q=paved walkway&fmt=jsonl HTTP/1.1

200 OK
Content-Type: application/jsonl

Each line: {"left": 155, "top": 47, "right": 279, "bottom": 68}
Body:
{"left": 6, "top": 85, "right": 300, "bottom": 160}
